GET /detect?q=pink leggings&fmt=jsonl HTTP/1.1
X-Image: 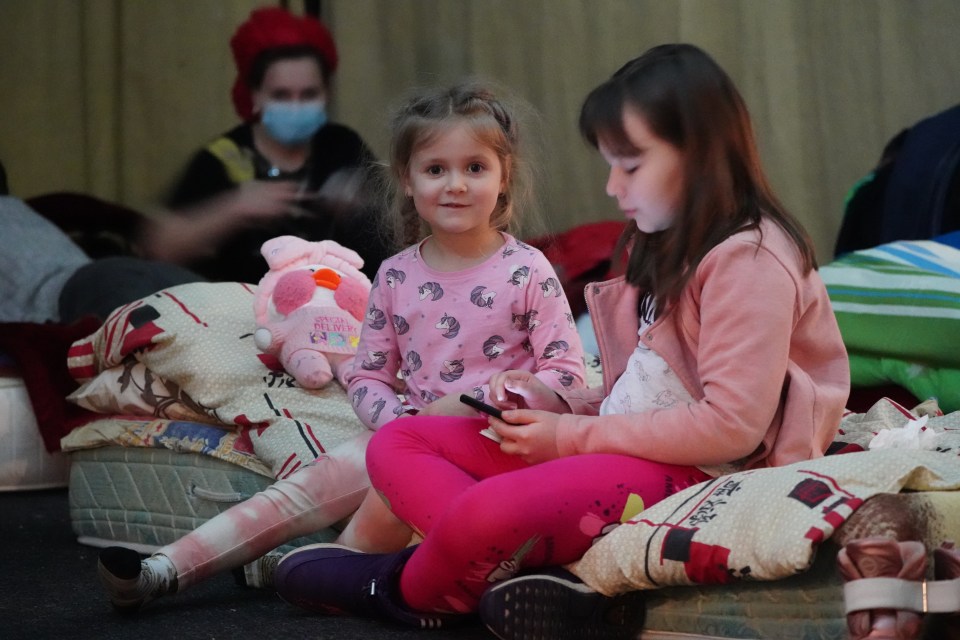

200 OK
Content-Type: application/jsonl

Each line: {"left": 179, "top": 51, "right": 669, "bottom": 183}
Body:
{"left": 365, "top": 416, "right": 711, "bottom": 614}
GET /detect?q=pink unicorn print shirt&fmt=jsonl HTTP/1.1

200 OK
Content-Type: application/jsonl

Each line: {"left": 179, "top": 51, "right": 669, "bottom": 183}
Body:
{"left": 345, "top": 233, "right": 586, "bottom": 429}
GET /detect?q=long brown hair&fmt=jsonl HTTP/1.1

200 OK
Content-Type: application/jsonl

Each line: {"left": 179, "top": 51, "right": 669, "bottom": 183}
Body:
{"left": 579, "top": 44, "right": 816, "bottom": 315}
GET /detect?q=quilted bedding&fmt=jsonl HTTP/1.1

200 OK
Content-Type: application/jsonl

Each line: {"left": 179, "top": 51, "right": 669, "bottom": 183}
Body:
{"left": 65, "top": 281, "right": 367, "bottom": 480}
{"left": 68, "top": 443, "right": 337, "bottom": 552}
{"left": 57, "top": 281, "right": 373, "bottom": 550}
{"left": 61, "top": 415, "right": 271, "bottom": 477}
{"left": 641, "top": 542, "right": 848, "bottom": 639}
{"left": 572, "top": 399, "right": 960, "bottom": 591}
{"left": 61, "top": 416, "right": 319, "bottom": 550}
{"left": 637, "top": 489, "right": 960, "bottom": 639}
{"left": 48, "top": 263, "right": 960, "bottom": 637}
{"left": 569, "top": 399, "right": 960, "bottom": 638}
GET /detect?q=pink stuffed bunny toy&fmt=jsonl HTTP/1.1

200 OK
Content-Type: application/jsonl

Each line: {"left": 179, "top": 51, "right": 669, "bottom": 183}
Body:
{"left": 254, "top": 236, "right": 372, "bottom": 389}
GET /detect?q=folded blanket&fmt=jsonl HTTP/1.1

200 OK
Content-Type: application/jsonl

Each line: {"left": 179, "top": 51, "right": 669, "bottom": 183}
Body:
{"left": 822, "top": 237, "right": 960, "bottom": 411}
{"left": 64, "top": 282, "right": 367, "bottom": 479}
{"left": 823, "top": 238, "right": 960, "bottom": 367}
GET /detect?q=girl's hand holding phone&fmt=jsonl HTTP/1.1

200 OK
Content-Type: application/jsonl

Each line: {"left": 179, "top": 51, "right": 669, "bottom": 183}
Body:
{"left": 458, "top": 395, "right": 561, "bottom": 460}
{"left": 490, "top": 409, "right": 562, "bottom": 465}
{"left": 487, "top": 370, "right": 567, "bottom": 413}
{"left": 459, "top": 394, "right": 507, "bottom": 442}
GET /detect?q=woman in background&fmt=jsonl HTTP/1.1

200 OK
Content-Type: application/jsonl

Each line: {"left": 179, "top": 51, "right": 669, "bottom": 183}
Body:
{"left": 141, "top": 6, "right": 392, "bottom": 283}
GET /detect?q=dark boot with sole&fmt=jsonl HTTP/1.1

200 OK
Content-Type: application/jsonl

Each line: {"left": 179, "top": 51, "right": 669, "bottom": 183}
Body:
{"left": 274, "top": 543, "right": 459, "bottom": 629}
{"left": 97, "top": 546, "right": 178, "bottom": 613}
{"left": 478, "top": 567, "right": 646, "bottom": 640}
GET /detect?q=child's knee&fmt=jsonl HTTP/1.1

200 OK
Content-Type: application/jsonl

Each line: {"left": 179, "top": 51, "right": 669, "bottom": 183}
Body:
{"left": 367, "top": 418, "right": 431, "bottom": 466}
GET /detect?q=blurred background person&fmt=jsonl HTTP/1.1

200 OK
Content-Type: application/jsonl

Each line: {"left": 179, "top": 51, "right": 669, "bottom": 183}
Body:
{"left": 140, "top": 6, "right": 392, "bottom": 283}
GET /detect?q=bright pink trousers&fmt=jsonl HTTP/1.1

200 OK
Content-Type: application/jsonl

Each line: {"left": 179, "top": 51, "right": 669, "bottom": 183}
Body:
{"left": 365, "top": 416, "right": 711, "bottom": 613}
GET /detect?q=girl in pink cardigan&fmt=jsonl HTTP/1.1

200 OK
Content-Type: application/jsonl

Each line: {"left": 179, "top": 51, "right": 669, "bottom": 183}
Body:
{"left": 272, "top": 44, "right": 849, "bottom": 640}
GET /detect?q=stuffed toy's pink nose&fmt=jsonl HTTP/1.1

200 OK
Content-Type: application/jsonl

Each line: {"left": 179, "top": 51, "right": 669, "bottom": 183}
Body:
{"left": 273, "top": 270, "right": 317, "bottom": 316}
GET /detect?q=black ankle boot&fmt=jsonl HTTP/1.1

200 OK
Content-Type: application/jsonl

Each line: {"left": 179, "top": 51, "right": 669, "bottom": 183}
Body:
{"left": 97, "top": 546, "right": 178, "bottom": 613}
{"left": 479, "top": 567, "right": 646, "bottom": 640}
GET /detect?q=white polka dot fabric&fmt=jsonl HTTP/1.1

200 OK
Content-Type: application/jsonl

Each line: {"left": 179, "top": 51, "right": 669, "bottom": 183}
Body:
{"left": 570, "top": 399, "right": 960, "bottom": 595}
{"left": 67, "top": 282, "right": 366, "bottom": 479}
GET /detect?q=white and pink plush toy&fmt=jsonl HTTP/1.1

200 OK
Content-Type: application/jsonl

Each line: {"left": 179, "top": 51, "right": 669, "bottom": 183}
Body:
{"left": 254, "top": 236, "right": 372, "bottom": 389}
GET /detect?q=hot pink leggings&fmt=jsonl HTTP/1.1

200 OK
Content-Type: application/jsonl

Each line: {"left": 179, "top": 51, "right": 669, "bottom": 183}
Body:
{"left": 365, "top": 416, "right": 711, "bottom": 614}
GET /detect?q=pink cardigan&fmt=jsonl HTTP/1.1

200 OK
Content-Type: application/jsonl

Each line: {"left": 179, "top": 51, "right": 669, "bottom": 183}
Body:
{"left": 558, "top": 220, "right": 850, "bottom": 469}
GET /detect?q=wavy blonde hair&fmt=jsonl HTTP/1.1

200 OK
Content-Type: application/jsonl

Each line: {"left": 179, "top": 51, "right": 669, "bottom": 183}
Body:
{"left": 379, "top": 81, "right": 537, "bottom": 249}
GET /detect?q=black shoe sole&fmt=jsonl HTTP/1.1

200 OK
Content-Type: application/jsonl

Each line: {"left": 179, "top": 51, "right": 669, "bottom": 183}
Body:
{"left": 479, "top": 573, "right": 646, "bottom": 640}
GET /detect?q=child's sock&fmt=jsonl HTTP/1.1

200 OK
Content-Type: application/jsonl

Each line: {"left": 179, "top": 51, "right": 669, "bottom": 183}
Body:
{"left": 97, "top": 547, "right": 178, "bottom": 613}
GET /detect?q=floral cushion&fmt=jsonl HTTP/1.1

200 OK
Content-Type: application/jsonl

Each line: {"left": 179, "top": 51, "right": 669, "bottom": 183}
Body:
{"left": 66, "top": 282, "right": 367, "bottom": 478}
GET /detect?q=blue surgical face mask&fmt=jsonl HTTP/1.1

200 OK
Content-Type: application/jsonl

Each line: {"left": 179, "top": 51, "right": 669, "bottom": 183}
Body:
{"left": 261, "top": 101, "right": 327, "bottom": 145}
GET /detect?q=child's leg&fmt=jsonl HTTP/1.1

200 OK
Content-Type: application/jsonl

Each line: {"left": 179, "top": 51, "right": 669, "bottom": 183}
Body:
{"left": 331, "top": 415, "right": 521, "bottom": 553}
{"left": 99, "top": 431, "right": 372, "bottom": 611}
{"left": 365, "top": 415, "right": 530, "bottom": 539}
{"left": 334, "top": 486, "right": 416, "bottom": 552}
{"left": 396, "top": 453, "right": 710, "bottom": 613}
{"left": 166, "top": 431, "right": 372, "bottom": 588}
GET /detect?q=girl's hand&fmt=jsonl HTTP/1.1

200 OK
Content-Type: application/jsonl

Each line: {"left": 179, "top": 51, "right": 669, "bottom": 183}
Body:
{"left": 488, "top": 370, "right": 567, "bottom": 413}
{"left": 490, "top": 409, "right": 561, "bottom": 464}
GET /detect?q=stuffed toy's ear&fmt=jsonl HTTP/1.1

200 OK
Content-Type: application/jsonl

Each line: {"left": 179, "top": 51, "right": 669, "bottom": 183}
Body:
{"left": 313, "top": 241, "right": 364, "bottom": 271}
{"left": 260, "top": 235, "right": 311, "bottom": 270}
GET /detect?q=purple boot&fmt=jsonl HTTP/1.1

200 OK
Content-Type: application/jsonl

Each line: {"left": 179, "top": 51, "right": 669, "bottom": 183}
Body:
{"left": 274, "top": 543, "right": 455, "bottom": 629}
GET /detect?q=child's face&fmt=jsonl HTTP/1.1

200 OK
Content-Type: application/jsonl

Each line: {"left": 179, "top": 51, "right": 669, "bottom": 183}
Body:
{"left": 403, "top": 124, "right": 505, "bottom": 240}
{"left": 599, "top": 109, "right": 684, "bottom": 234}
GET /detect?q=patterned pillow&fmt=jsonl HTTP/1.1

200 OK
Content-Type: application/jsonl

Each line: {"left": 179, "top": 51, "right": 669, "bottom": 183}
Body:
{"left": 66, "top": 282, "right": 367, "bottom": 478}
{"left": 67, "top": 360, "right": 213, "bottom": 423}
{"left": 569, "top": 400, "right": 960, "bottom": 595}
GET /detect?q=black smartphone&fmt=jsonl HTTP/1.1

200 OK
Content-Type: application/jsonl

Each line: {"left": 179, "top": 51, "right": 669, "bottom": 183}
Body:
{"left": 460, "top": 394, "right": 507, "bottom": 443}
{"left": 459, "top": 394, "right": 503, "bottom": 420}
